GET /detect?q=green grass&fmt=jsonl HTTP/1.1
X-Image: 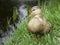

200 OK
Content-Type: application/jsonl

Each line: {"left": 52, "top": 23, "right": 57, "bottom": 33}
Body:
{"left": 5, "top": 0, "right": 60, "bottom": 45}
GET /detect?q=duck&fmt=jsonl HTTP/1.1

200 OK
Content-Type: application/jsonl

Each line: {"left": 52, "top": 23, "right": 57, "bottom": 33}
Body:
{"left": 27, "top": 6, "right": 51, "bottom": 34}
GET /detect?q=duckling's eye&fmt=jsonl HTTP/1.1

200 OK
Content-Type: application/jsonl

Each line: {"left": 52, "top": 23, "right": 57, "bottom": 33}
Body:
{"left": 32, "top": 9, "right": 35, "bottom": 11}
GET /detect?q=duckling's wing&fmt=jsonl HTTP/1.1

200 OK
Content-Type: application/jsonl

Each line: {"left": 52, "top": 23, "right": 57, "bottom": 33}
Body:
{"left": 27, "top": 17, "right": 43, "bottom": 33}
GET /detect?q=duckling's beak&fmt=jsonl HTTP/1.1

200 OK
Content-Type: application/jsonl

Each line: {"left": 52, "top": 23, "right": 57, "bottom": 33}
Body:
{"left": 29, "top": 12, "right": 33, "bottom": 17}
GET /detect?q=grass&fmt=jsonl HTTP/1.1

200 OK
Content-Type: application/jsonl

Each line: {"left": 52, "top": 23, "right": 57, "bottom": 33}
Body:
{"left": 5, "top": 0, "right": 60, "bottom": 45}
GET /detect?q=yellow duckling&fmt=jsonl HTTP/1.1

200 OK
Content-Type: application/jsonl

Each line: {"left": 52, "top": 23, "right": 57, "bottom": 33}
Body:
{"left": 27, "top": 6, "right": 51, "bottom": 34}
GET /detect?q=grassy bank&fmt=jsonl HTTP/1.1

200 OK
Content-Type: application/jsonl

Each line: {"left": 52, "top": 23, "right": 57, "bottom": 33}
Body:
{"left": 5, "top": 0, "right": 60, "bottom": 45}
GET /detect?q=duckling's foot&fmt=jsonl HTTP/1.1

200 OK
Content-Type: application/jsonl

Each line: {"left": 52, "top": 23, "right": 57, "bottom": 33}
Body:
{"left": 35, "top": 34, "right": 40, "bottom": 41}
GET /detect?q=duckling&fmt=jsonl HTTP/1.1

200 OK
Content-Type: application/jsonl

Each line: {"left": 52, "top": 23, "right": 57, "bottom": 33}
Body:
{"left": 27, "top": 6, "right": 51, "bottom": 34}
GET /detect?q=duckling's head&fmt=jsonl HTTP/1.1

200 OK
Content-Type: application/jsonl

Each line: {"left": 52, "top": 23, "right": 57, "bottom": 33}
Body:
{"left": 29, "top": 6, "right": 42, "bottom": 17}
